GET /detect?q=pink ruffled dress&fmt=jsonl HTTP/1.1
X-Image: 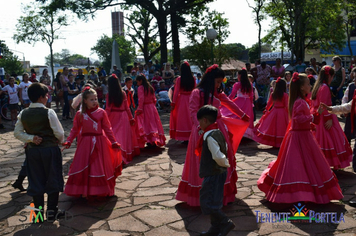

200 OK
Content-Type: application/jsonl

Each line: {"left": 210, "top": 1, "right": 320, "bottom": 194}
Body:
{"left": 254, "top": 93, "right": 289, "bottom": 147}
{"left": 311, "top": 83, "right": 352, "bottom": 169}
{"left": 64, "top": 107, "right": 122, "bottom": 197}
{"left": 106, "top": 92, "right": 140, "bottom": 164}
{"left": 169, "top": 76, "right": 194, "bottom": 141}
{"left": 135, "top": 85, "right": 166, "bottom": 147}
{"left": 257, "top": 98, "right": 343, "bottom": 203}
{"left": 176, "top": 89, "right": 249, "bottom": 206}
{"left": 221, "top": 82, "right": 255, "bottom": 139}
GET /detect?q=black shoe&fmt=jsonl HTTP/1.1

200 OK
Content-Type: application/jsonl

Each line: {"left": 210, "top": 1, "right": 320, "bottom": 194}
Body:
{"left": 349, "top": 201, "right": 356, "bottom": 207}
{"left": 0, "top": 124, "right": 4, "bottom": 129}
{"left": 12, "top": 180, "right": 26, "bottom": 192}
{"left": 218, "top": 220, "right": 235, "bottom": 236}
{"left": 47, "top": 210, "right": 66, "bottom": 221}
{"left": 200, "top": 226, "right": 220, "bottom": 236}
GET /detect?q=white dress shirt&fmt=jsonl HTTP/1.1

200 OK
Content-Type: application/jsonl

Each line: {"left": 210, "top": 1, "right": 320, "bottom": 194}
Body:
{"left": 203, "top": 129, "right": 230, "bottom": 168}
{"left": 14, "top": 103, "right": 64, "bottom": 143}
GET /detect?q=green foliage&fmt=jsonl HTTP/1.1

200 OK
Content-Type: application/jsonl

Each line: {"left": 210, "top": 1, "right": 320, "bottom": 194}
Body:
{"left": 45, "top": 49, "right": 88, "bottom": 66}
{"left": 91, "top": 34, "right": 136, "bottom": 73}
{"left": 13, "top": 3, "right": 69, "bottom": 83}
{"left": 124, "top": 5, "right": 160, "bottom": 63}
{"left": 263, "top": 0, "right": 345, "bottom": 61}
{"left": 183, "top": 8, "right": 231, "bottom": 67}
{"left": 248, "top": 43, "right": 272, "bottom": 63}
{"left": 181, "top": 39, "right": 212, "bottom": 71}
{"left": 0, "top": 41, "right": 23, "bottom": 75}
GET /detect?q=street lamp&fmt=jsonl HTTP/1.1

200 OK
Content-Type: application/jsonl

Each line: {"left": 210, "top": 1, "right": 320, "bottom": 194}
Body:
{"left": 206, "top": 28, "right": 217, "bottom": 65}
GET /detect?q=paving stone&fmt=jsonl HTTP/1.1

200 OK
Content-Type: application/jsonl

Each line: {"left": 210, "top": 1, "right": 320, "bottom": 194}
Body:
{"left": 138, "top": 176, "right": 168, "bottom": 187}
{"left": 116, "top": 180, "right": 144, "bottom": 190}
{"left": 145, "top": 225, "right": 190, "bottom": 236}
{"left": 92, "top": 230, "right": 129, "bottom": 236}
{"left": 133, "top": 187, "right": 177, "bottom": 197}
{"left": 133, "top": 209, "right": 182, "bottom": 227}
{"left": 108, "top": 214, "right": 149, "bottom": 232}
{"left": 133, "top": 195, "right": 172, "bottom": 205}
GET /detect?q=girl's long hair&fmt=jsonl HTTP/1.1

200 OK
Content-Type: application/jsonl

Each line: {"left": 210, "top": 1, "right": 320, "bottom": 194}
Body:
{"left": 311, "top": 65, "right": 335, "bottom": 100}
{"left": 288, "top": 73, "right": 308, "bottom": 118}
{"left": 108, "top": 75, "right": 124, "bottom": 107}
{"left": 239, "top": 69, "right": 252, "bottom": 94}
{"left": 180, "top": 62, "right": 195, "bottom": 91}
{"left": 197, "top": 67, "right": 225, "bottom": 105}
{"left": 272, "top": 78, "right": 287, "bottom": 101}
{"left": 136, "top": 74, "right": 154, "bottom": 95}
{"left": 81, "top": 88, "right": 97, "bottom": 114}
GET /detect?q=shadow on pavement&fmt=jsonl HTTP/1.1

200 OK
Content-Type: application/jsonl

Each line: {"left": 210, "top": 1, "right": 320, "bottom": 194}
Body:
{"left": 175, "top": 199, "right": 259, "bottom": 235}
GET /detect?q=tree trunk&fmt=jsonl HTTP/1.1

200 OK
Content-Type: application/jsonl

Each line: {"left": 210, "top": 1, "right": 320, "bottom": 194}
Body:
{"left": 156, "top": 1, "right": 168, "bottom": 66}
{"left": 171, "top": 6, "right": 180, "bottom": 66}
{"left": 50, "top": 44, "right": 55, "bottom": 87}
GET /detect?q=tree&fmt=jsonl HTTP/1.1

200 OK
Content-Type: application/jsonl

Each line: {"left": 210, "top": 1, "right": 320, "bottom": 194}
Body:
{"left": 123, "top": 5, "right": 161, "bottom": 63}
{"left": 246, "top": 0, "right": 265, "bottom": 60}
{"left": 248, "top": 43, "right": 272, "bottom": 63}
{"left": 13, "top": 3, "right": 69, "bottom": 85}
{"left": 183, "top": 7, "right": 230, "bottom": 67}
{"left": 45, "top": 50, "right": 88, "bottom": 66}
{"left": 343, "top": 1, "right": 356, "bottom": 58}
{"left": 36, "top": 0, "right": 214, "bottom": 66}
{"left": 225, "top": 43, "right": 247, "bottom": 60}
{"left": 181, "top": 39, "right": 212, "bottom": 71}
{"left": 91, "top": 34, "right": 136, "bottom": 74}
{"left": 263, "top": 0, "right": 345, "bottom": 62}
{"left": 0, "top": 41, "right": 23, "bottom": 75}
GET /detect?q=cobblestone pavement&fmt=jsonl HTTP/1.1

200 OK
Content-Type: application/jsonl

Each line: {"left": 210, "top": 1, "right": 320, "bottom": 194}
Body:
{"left": 0, "top": 110, "right": 356, "bottom": 236}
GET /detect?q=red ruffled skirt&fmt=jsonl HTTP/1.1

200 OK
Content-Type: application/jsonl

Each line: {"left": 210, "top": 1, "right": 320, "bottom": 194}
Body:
{"left": 108, "top": 110, "right": 140, "bottom": 164}
{"left": 257, "top": 129, "right": 343, "bottom": 203}
{"left": 314, "top": 114, "right": 352, "bottom": 169}
{"left": 170, "top": 92, "right": 193, "bottom": 141}
{"left": 176, "top": 116, "right": 248, "bottom": 206}
{"left": 65, "top": 135, "right": 122, "bottom": 197}
{"left": 136, "top": 103, "right": 166, "bottom": 147}
{"left": 254, "top": 107, "right": 289, "bottom": 147}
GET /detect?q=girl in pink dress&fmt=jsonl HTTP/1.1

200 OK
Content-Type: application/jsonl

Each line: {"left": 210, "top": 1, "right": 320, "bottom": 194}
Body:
{"left": 63, "top": 87, "right": 122, "bottom": 198}
{"left": 135, "top": 74, "right": 166, "bottom": 147}
{"left": 176, "top": 64, "right": 250, "bottom": 206}
{"left": 170, "top": 61, "right": 196, "bottom": 141}
{"left": 254, "top": 78, "right": 289, "bottom": 148}
{"left": 106, "top": 75, "right": 140, "bottom": 164}
{"left": 257, "top": 73, "right": 343, "bottom": 203}
{"left": 311, "top": 66, "right": 352, "bottom": 169}
{"left": 221, "top": 69, "right": 255, "bottom": 139}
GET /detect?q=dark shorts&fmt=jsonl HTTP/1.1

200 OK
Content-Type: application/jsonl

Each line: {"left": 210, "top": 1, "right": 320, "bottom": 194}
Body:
{"left": 8, "top": 103, "right": 19, "bottom": 111}
{"left": 25, "top": 146, "right": 64, "bottom": 196}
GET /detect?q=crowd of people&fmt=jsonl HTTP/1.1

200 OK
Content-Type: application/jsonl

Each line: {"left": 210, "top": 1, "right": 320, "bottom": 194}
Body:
{"left": 2, "top": 56, "right": 356, "bottom": 235}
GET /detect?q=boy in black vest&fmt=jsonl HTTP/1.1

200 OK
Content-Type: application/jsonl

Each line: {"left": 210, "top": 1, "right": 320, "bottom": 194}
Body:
{"left": 14, "top": 82, "right": 65, "bottom": 222}
{"left": 197, "top": 105, "right": 235, "bottom": 236}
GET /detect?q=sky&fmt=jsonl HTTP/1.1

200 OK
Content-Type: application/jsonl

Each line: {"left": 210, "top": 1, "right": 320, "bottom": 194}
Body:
{"left": 1, "top": 0, "right": 272, "bottom": 66}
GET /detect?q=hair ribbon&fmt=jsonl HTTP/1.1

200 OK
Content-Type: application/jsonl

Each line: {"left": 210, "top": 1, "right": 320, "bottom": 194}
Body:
{"left": 184, "top": 61, "right": 190, "bottom": 67}
{"left": 276, "top": 77, "right": 281, "bottom": 83}
{"left": 205, "top": 64, "right": 219, "bottom": 74}
{"left": 292, "top": 72, "right": 299, "bottom": 82}
{"left": 111, "top": 73, "right": 118, "bottom": 79}
{"left": 324, "top": 66, "right": 330, "bottom": 76}
{"left": 83, "top": 86, "right": 91, "bottom": 92}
